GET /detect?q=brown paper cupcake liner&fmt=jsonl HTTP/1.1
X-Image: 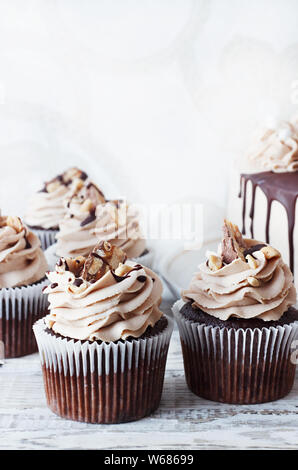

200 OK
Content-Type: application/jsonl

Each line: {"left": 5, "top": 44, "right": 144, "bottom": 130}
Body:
{"left": 0, "top": 278, "right": 49, "bottom": 358}
{"left": 173, "top": 300, "right": 298, "bottom": 404}
{"left": 33, "top": 315, "right": 173, "bottom": 423}
{"left": 31, "top": 228, "right": 58, "bottom": 251}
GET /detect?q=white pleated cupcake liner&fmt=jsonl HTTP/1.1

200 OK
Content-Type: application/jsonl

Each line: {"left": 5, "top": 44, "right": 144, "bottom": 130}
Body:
{"left": 0, "top": 277, "right": 49, "bottom": 358}
{"left": 33, "top": 315, "right": 173, "bottom": 423}
{"left": 45, "top": 242, "right": 155, "bottom": 271}
{"left": 31, "top": 228, "right": 58, "bottom": 251}
{"left": 172, "top": 299, "right": 298, "bottom": 404}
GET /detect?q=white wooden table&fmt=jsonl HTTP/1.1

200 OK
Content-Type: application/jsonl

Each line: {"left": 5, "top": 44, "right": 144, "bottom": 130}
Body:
{"left": 1, "top": 294, "right": 298, "bottom": 450}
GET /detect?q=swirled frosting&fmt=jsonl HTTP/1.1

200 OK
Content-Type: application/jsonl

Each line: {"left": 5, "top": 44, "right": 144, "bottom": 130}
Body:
{"left": 182, "top": 236, "right": 296, "bottom": 322}
{"left": 56, "top": 199, "right": 146, "bottom": 259}
{"left": 44, "top": 256, "right": 163, "bottom": 342}
{"left": 0, "top": 216, "right": 48, "bottom": 288}
{"left": 248, "top": 119, "right": 298, "bottom": 173}
{"left": 93, "top": 201, "right": 146, "bottom": 258}
{"left": 55, "top": 182, "right": 105, "bottom": 257}
{"left": 24, "top": 167, "right": 89, "bottom": 230}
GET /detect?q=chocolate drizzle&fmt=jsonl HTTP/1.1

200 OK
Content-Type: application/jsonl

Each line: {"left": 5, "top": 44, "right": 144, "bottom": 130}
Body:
{"left": 80, "top": 208, "right": 96, "bottom": 227}
{"left": 239, "top": 171, "right": 298, "bottom": 273}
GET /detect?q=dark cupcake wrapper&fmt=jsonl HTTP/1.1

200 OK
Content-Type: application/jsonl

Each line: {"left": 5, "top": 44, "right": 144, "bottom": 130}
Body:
{"left": 33, "top": 315, "right": 173, "bottom": 423}
{"left": 31, "top": 228, "right": 58, "bottom": 251}
{"left": 0, "top": 278, "right": 49, "bottom": 358}
{"left": 173, "top": 299, "right": 298, "bottom": 404}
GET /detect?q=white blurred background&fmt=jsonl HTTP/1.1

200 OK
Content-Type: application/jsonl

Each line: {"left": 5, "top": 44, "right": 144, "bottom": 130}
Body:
{"left": 0, "top": 0, "right": 298, "bottom": 243}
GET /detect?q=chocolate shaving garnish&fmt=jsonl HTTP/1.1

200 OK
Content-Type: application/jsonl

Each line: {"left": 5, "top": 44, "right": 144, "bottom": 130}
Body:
{"left": 137, "top": 275, "right": 146, "bottom": 283}
{"left": 51, "top": 283, "right": 58, "bottom": 289}
{"left": 73, "top": 278, "right": 84, "bottom": 287}
{"left": 80, "top": 208, "right": 96, "bottom": 227}
{"left": 222, "top": 219, "right": 247, "bottom": 264}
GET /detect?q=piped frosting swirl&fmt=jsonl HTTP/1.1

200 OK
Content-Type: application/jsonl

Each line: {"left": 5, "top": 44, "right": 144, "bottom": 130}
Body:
{"left": 0, "top": 216, "right": 48, "bottom": 288}
{"left": 248, "top": 118, "right": 298, "bottom": 173}
{"left": 182, "top": 220, "right": 296, "bottom": 322}
{"left": 44, "top": 241, "right": 162, "bottom": 342}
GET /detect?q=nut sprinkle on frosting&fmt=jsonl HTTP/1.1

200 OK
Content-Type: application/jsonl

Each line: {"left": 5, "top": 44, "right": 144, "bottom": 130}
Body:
{"left": 43, "top": 242, "right": 163, "bottom": 342}
{"left": 182, "top": 220, "right": 296, "bottom": 322}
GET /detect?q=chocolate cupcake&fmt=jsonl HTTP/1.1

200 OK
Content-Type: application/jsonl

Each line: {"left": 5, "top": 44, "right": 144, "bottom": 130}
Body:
{"left": 24, "top": 167, "right": 88, "bottom": 250}
{"left": 173, "top": 220, "right": 298, "bottom": 404}
{"left": 52, "top": 195, "right": 153, "bottom": 268}
{"left": 0, "top": 216, "right": 48, "bottom": 358}
{"left": 33, "top": 241, "right": 173, "bottom": 423}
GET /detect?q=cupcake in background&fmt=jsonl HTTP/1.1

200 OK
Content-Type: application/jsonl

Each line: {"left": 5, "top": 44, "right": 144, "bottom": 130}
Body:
{"left": 53, "top": 189, "right": 153, "bottom": 267}
{"left": 24, "top": 167, "right": 89, "bottom": 250}
{"left": 173, "top": 219, "right": 298, "bottom": 404}
{"left": 0, "top": 215, "right": 48, "bottom": 358}
{"left": 33, "top": 240, "right": 173, "bottom": 423}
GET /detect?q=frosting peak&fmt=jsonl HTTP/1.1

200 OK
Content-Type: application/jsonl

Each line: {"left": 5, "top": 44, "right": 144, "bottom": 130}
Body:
{"left": 44, "top": 241, "right": 162, "bottom": 342}
{"left": 0, "top": 216, "right": 48, "bottom": 288}
{"left": 248, "top": 118, "right": 298, "bottom": 173}
{"left": 182, "top": 220, "right": 296, "bottom": 322}
{"left": 25, "top": 167, "right": 90, "bottom": 230}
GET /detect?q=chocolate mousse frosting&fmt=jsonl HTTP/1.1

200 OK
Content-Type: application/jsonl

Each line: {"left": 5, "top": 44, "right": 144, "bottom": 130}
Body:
{"left": 25, "top": 167, "right": 89, "bottom": 230}
{"left": 44, "top": 241, "right": 162, "bottom": 342}
{"left": 182, "top": 220, "right": 297, "bottom": 322}
{"left": 0, "top": 216, "right": 48, "bottom": 288}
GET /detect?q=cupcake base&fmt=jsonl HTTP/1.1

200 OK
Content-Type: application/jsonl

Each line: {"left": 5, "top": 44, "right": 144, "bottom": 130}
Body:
{"left": 0, "top": 278, "right": 49, "bottom": 358}
{"left": 173, "top": 300, "right": 298, "bottom": 405}
{"left": 33, "top": 315, "right": 173, "bottom": 423}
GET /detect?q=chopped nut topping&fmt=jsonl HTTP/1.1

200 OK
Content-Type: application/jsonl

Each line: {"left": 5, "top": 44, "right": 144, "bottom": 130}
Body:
{"left": 208, "top": 254, "right": 223, "bottom": 271}
{"left": 81, "top": 241, "right": 127, "bottom": 282}
{"left": 80, "top": 198, "right": 94, "bottom": 213}
{"left": 6, "top": 216, "right": 23, "bottom": 233}
{"left": 114, "top": 263, "right": 133, "bottom": 277}
{"left": 261, "top": 245, "right": 280, "bottom": 260}
{"left": 221, "top": 219, "right": 247, "bottom": 264}
{"left": 247, "top": 276, "right": 260, "bottom": 287}
{"left": 246, "top": 254, "right": 259, "bottom": 270}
